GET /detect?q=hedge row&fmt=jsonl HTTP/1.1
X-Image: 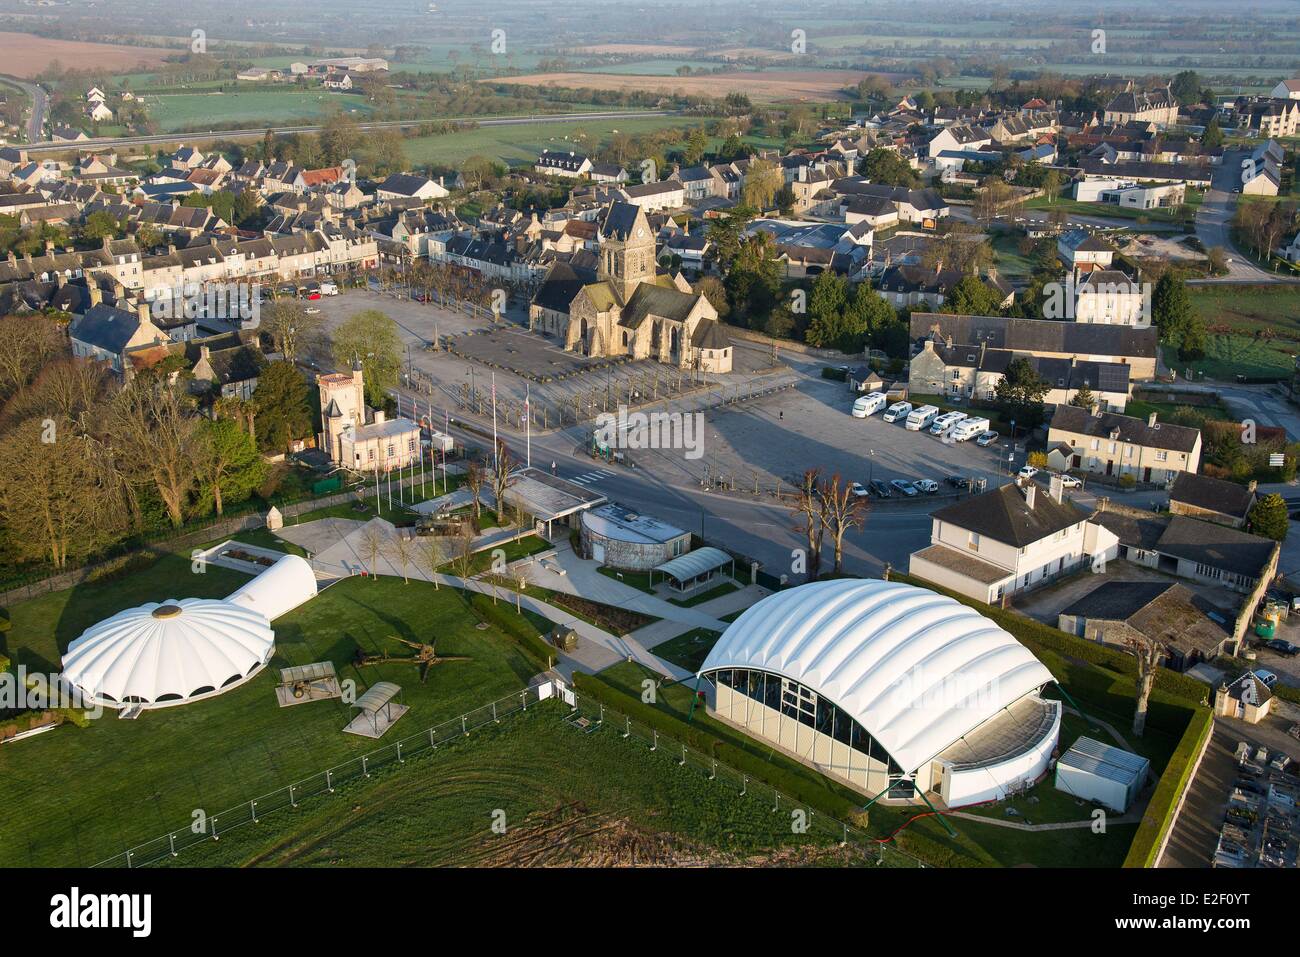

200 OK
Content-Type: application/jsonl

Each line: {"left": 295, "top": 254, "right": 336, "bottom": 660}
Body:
{"left": 1122, "top": 706, "right": 1214, "bottom": 868}
{"left": 893, "top": 573, "right": 1211, "bottom": 708}
{"left": 464, "top": 592, "right": 556, "bottom": 673}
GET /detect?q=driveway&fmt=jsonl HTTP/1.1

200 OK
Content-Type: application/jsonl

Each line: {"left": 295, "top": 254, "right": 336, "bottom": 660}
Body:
{"left": 1192, "top": 154, "right": 1278, "bottom": 283}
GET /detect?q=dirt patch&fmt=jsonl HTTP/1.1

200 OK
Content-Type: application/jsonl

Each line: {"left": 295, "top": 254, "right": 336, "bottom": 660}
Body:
{"left": 0, "top": 32, "right": 171, "bottom": 78}
{"left": 459, "top": 801, "right": 871, "bottom": 866}
{"left": 572, "top": 43, "right": 703, "bottom": 56}
{"left": 485, "top": 69, "right": 871, "bottom": 102}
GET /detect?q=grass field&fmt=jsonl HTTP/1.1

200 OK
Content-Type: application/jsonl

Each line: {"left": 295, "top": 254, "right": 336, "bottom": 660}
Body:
{"left": 401, "top": 115, "right": 709, "bottom": 168}
{"left": 1175, "top": 284, "right": 1300, "bottom": 379}
{"left": 1024, "top": 195, "right": 1199, "bottom": 224}
{"left": 153, "top": 705, "right": 868, "bottom": 867}
{"left": 0, "top": 559, "right": 542, "bottom": 867}
{"left": 650, "top": 627, "right": 722, "bottom": 673}
{"left": 145, "top": 90, "right": 373, "bottom": 132}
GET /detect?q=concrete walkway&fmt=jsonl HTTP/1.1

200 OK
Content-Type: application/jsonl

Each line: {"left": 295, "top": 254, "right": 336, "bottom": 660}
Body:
{"left": 276, "top": 515, "right": 689, "bottom": 682}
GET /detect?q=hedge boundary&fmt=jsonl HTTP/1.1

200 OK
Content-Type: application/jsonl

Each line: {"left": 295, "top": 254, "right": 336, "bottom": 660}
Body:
{"left": 1122, "top": 706, "right": 1214, "bottom": 868}
{"left": 463, "top": 592, "right": 556, "bottom": 673}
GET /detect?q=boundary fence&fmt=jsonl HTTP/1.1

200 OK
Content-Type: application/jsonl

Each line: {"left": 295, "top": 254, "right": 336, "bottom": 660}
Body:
{"left": 565, "top": 690, "right": 927, "bottom": 868}
{"left": 95, "top": 677, "right": 927, "bottom": 869}
{"left": 93, "top": 682, "right": 560, "bottom": 868}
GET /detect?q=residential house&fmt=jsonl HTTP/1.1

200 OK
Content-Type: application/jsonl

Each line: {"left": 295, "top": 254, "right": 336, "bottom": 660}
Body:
{"left": 1269, "top": 79, "right": 1300, "bottom": 101}
{"left": 1103, "top": 83, "right": 1179, "bottom": 127}
{"left": 375, "top": 172, "right": 448, "bottom": 202}
{"left": 1215, "top": 672, "right": 1273, "bottom": 724}
{"left": 1047, "top": 405, "right": 1201, "bottom": 484}
{"left": 908, "top": 476, "right": 1118, "bottom": 603}
{"left": 68, "top": 296, "right": 169, "bottom": 374}
{"left": 536, "top": 151, "right": 593, "bottom": 179}
{"left": 618, "top": 180, "right": 686, "bottom": 212}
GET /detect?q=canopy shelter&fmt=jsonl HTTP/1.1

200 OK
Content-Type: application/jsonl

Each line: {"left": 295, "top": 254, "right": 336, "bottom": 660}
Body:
{"left": 343, "top": 681, "right": 408, "bottom": 738}
{"left": 500, "top": 467, "right": 607, "bottom": 539}
{"left": 651, "top": 547, "right": 734, "bottom": 593}
{"left": 275, "top": 660, "right": 342, "bottom": 707}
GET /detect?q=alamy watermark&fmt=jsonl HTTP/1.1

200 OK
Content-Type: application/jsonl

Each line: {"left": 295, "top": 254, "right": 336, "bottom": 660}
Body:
{"left": 1042, "top": 276, "right": 1151, "bottom": 324}
{"left": 594, "top": 404, "right": 704, "bottom": 460}
{"left": 150, "top": 281, "right": 261, "bottom": 325}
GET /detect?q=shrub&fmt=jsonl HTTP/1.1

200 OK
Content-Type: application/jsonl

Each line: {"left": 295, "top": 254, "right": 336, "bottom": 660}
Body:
{"left": 1118, "top": 473, "right": 1137, "bottom": 488}
{"left": 464, "top": 592, "right": 555, "bottom": 672}
{"left": 1123, "top": 707, "right": 1213, "bottom": 868}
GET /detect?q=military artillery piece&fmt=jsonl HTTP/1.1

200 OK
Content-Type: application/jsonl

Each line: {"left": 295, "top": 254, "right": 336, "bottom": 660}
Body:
{"left": 353, "top": 635, "right": 470, "bottom": 683}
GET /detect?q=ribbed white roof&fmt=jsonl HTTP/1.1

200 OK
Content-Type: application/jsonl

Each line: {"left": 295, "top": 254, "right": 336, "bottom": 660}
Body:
{"left": 699, "top": 579, "right": 1053, "bottom": 773}
{"left": 226, "top": 554, "right": 318, "bottom": 621}
{"left": 62, "top": 598, "right": 274, "bottom": 707}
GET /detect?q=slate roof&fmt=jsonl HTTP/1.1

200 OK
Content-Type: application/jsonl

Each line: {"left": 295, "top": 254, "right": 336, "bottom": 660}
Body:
{"left": 912, "top": 313, "right": 1159, "bottom": 360}
{"left": 618, "top": 281, "right": 701, "bottom": 329}
{"left": 1168, "top": 473, "right": 1255, "bottom": 520}
{"left": 1049, "top": 404, "right": 1199, "bottom": 453}
{"left": 930, "top": 481, "right": 1087, "bottom": 547}
{"left": 70, "top": 303, "right": 145, "bottom": 354}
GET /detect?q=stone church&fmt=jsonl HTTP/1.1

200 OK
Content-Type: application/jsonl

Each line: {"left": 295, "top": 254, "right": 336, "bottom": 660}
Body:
{"left": 530, "top": 202, "right": 732, "bottom": 373}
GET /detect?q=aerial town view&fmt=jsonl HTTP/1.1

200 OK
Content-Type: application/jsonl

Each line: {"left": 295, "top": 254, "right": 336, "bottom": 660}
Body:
{"left": 0, "top": 0, "right": 1294, "bottom": 937}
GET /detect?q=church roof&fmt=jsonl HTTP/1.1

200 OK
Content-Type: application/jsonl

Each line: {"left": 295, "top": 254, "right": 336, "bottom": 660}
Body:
{"left": 618, "top": 281, "right": 702, "bottom": 330}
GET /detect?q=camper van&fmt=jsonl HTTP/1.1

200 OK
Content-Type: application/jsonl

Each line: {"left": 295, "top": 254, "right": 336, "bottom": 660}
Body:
{"left": 882, "top": 401, "right": 913, "bottom": 424}
{"left": 905, "top": 405, "right": 940, "bottom": 431}
{"left": 852, "top": 392, "right": 887, "bottom": 418}
{"left": 928, "top": 411, "right": 967, "bottom": 436}
{"left": 950, "top": 416, "right": 991, "bottom": 442}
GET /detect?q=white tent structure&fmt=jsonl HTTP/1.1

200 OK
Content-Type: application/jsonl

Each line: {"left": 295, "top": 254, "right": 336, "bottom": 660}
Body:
{"left": 61, "top": 599, "right": 275, "bottom": 710}
{"left": 697, "top": 578, "right": 1061, "bottom": 807}
{"left": 227, "top": 554, "right": 318, "bottom": 621}
{"left": 61, "top": 554, "right": 318, "bottom": 712}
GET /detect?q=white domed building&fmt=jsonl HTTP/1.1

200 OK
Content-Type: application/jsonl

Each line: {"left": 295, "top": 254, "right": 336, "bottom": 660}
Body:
{"left": 697, "top": 578, "right": 1061, "bottom": 807}
{"left": 61, "top": 554, "right": 317, "bottom": 712}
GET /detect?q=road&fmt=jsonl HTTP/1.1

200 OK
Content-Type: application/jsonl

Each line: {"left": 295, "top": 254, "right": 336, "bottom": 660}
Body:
{"left": 20, "top": 109, "right": 676, "bottom": 153}
{"left": 1191, "top": 152, "right": 1289, "bottom": 284}
{"left": 0, "top": 74, "right": 46, "bottom": 142}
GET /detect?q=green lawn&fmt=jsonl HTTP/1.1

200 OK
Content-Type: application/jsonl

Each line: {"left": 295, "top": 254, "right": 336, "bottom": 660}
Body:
{"left": 0, "top": 558, "right": 541, "bottom": 867}
{"left": 597, "top": 566, "right": 656, "bottom": 594}
{"left": 1023, "top": 194, "right": 1199, "bottom": 224}
{"left": 1161, "top": 338, "right": 1295, "bottom": 381}
{"left": 145, "top": 90, "right": 374, "bottom": 132}
{"left": 153, "top": 705, "right": 864, "bottom": 867}
{"left": 651, "top": 627, "right": 722, "bottom": 673}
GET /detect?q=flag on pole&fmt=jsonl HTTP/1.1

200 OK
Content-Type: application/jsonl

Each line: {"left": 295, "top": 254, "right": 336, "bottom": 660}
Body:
{"left": 525, "top": 382, "right": 531, "bottom": 470}
{"left": 491, "top": 372, "right": 498, "bottom": 474}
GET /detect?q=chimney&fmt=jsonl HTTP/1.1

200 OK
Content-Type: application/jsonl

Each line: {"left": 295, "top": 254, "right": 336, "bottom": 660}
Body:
{"left": 1147, "top": 412, "right": 1158, "bottom": 428}
{"left": 88, "top": 284, "right": 102, "bottom": 307}
{"left": 1248, "top": 480, "right": 1258, "bottom": 494}
{"left": 55, "top": 271, "right": 66, "bottom": 288}
{"left": 102, "top": 236, "right": 111, "bottom": 252}
{"left": 199, "top": 344, "right": 210, "bottom": 362}
{"left": 374, "top": 410, "right": 386, "bottom": 425}
{"left": 1023, "top": 482, "right": 1037, "bottom": 510}
{"left": 43, "top": 239, "right": 53, "bottom": 253}
{"left": 1049, "top": 473, "right": 1065, "bottom": 504}
{"left": 136, "top": 299, "right": 151, "bottom": 325}
{"left": 944, "top": 334, "right": 954, "bottom": 349}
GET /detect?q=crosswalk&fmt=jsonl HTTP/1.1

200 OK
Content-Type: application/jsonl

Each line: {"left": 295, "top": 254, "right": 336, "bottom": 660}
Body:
{"left": 568, "top": 468, "right": 617, "bottom": 486}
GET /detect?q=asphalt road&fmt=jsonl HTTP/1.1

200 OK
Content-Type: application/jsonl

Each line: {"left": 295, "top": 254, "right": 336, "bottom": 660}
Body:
{"left": 0, "top": 74, "right": 46, "bottom": 142}
{"left": 20, "top": 109, "right": 675, "bottom": 153}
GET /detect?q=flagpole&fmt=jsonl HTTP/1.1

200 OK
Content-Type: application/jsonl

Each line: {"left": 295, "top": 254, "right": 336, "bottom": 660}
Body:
{"left": 525, "top": 381, "right": 531, "bottom": 470}
{"left": 491, "top": 371, "right": 498, "bottom": 474}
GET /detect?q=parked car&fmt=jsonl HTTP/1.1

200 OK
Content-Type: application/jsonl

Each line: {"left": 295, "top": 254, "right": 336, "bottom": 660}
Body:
{"left": 1017, "top": 465, "right": 1039, "bottom": 480}
{"left": 1263, "top": 639, "right": 1299, "bottom": 656}
{"left": 850, "top": 481, "right": 871, "bottom": 498}
{"left": 305, "top": 306, "right": 321, "bottom": 315}
{"left": 976, "top": 431, "right": 999, "bottom": 448}
{"left": 869, "top": 479, "right": 892, "bottom": 498}
{"left": 307, "top": 292, "right": 322, "bottom": 300}
{"left": 1254, "top": 669, "right": 1279, "bottom": 688}
{"left": 914, "top": 479, "right": 939, "bottom": 494}
{"left": 1051, "top": 472, "right": 1082, "bottom": 489}
{"left": 945, "top": 476, "right": 971, "bottom": 489}
{"left": 890, "top": 479, "right": 918, "bottom": 497}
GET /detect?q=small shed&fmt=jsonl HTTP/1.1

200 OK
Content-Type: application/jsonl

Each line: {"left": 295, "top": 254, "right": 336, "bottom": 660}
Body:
{"left": 1054, "top": 736, "right": 1149, "bottom": 812}
{"left": 652, "top": 546, "right": 734, "bottom": 593}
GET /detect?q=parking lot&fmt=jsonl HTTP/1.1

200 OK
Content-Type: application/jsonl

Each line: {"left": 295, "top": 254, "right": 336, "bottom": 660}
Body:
{"left": 621, "top": 374, "right": 1029, "bottom": 492}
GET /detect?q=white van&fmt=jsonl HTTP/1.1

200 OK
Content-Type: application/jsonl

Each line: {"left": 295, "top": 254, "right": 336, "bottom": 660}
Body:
{"left": 950, "top": 416, "right": 991, "bottom": 442}
{"left": 905, "top": 405, "right": 940, "bottom": 431}
{"left": 928, "top": 411, "right": 967, "bottom": 436}
{"left": 852, "top": 392, "right": 887, "bottom": 418}
{"left": 319, "top": 281, "right": 339, "bottom": 296}
{"left": 882, "top": 401, "right": 912, "bottom": 423}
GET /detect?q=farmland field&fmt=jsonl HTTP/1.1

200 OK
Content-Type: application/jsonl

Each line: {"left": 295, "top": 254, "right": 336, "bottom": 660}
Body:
{"left": 486, "top": 69, "right": 871, "bottom": 102}
{"left": 0, "top": 31, "right": 170, "bottom": 78}
{"left": 145, "top": 90, "right": 374, "bottom": 132}
{"left": 402, "top": 114, "right": 709, "bottom": 168}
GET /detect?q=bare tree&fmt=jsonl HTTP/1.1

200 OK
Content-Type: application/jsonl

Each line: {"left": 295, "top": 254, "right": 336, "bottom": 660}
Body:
{"left": 449, "top": 524, "right": 476, "bottom": 579}
{"left": 790, "top": 468, "right": 825, "bottom": 580}
{"left": 262, "top": 300, "right": 323, "bottom": 365}
{"left": 491, "top": 439, "right": 515, "bottom": 522}
{"left": 106, "top": 381, "right": 202, "bottom": 528}
{"left": 818, "top": 473, "right": 869, "bottom": 574}
{"left": 358, "top": 525, "right": 385, "bottom": 580}
{"left": 0, "top": 315, "right": 65, "bottom": 402}
{"left": 387, "top": 528, "right": 416, "bottom": 584}
{"left": 1126, "top": 633, "right": 1166, "bottom": 737}
{"left": 417, "top": 532, "right": 445, "bottom": 589}
{"left": 465, "top": 459, "right": 484, "bottom": 518}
